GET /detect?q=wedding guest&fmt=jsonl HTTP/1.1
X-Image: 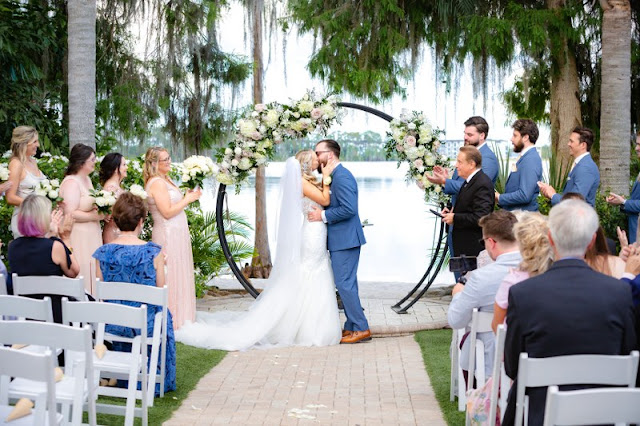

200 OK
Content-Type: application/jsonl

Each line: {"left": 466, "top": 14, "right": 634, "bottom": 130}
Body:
{"left": 8, "top": 194, "right": 79, "bottom": 322}
{"left": 606, "top": 131, "right": 640, "bottom": 243}
{"left": 491, "top": 212, "right": 553, "bottom": 332}
{"left": 143, "top": 147, "right": 201, "bottom": 329}
{"left": 538, "top": 126, "right": 600, "bottom": 206}
{"left": 585, "top": 227, "right": 625, "bottom": 278}
{"left": 60, "top": 144, "right": 104, "bottom": 294}
{"left": 6, "top": 126, "right": 48, "bottom": 238}
{"left": 495, "top": 119, "right": 543, "bottom": 211}
{"left": 93, "top": 192, "right": 176, "bottom": 394}
{"left": 99, "top": 152, "right": 127, "bottom": 243}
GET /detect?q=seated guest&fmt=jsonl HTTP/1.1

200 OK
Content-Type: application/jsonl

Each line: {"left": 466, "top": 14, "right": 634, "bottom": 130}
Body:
{"left": 8, "top": 194, "right": 79, "bottom": 322}
{"left": 492, "top": 212, "right": 553, "bottom": 332}
{"left": 447, "top": 210, "right": 521, "bottom": 381}
{"left": 502, "top": 199, "right": 636, "bottom": 426}
{"left": 585, "top": 227, "right": 625, "bottom": 278}
{"left": 562, "top": 191, "right": 618, "bottom": 255}
{"left": 93, "top": 192, "right": 176, "bottom": 395}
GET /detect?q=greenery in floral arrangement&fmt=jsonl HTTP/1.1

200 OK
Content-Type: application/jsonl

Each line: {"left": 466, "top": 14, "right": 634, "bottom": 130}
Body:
{"left": 384, "top": 110, "right": 449, "bottom": 205}
{"left": 492, "top": 142, "right": 511, "bottom": 197}
{"left": 187, "top": 208, "right": 254, "bottom": 298}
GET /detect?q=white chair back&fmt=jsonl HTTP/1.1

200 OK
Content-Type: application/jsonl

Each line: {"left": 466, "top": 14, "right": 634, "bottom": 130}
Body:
{"left": 487, "top": 324, "right": 507, "bottom": 426}
{"left": 542, "top": 385, "right": 640, "bottom": 426}
{"left": 96, "top": 280, "right": 169, "bottom": 402}
{"left": 0, "top": 295, "right": 54, "bottom": 322}
{"left": 62, "top": 299, "right": 148, "bottom": 426}
{"left": 467, "top": 308, "right": 494, "bottom": 390}
{"left": 0, "top": 274, "right": 6, "bottom": 295}
{"left": 0, "top": 347, "right": 59, "bottom": 425}
{"left": 13, "top": 274, "right": 86, "bottom": 302}
{"left": 0, "top": 321, "right": 97, "bottom": 425}
{"left": 450, "top": 327, "right": 467, "bottom": 411}
{"left": 514, "top": 351, "right": 640, "bottom": 426}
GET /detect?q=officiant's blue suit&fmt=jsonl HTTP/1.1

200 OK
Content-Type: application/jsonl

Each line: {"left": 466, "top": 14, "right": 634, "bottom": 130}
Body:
{"left": 325, "top": 164, "right": 369, "bottom": 332}
{"left": 550, "top": 153, "right": 600, "bottom": 207}
{"left": 498, "top": 147, "right": 542, "bottom": 211}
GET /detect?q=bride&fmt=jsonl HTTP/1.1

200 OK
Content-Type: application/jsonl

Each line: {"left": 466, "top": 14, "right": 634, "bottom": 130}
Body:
{"left": 175, "top": 150, "right": 342, "bottom": 350}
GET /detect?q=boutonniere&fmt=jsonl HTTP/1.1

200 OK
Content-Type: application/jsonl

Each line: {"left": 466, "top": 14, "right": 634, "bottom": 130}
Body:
{"left": 511, "top": 162, "right": 518, "bottom": 173}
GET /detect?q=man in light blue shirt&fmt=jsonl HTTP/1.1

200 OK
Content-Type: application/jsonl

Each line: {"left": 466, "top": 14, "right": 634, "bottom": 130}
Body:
{"left": 447, "top": 210, "right": 522, "bottom": 380}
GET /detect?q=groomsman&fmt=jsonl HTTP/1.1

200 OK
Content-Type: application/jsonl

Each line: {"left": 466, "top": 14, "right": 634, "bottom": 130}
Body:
{"left": 495, "top": 119, "right": 543, "bottom": 211}
{"left": 606, "top": 131, "right": 640, "bottom": 243}
{"left": 538, "top": 126, "right": 600, "bottom": 207}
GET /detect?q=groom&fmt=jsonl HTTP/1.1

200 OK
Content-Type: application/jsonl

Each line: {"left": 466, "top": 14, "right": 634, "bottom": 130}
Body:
{"left": 308, "top": 139, "right": 371, "bottom": 344}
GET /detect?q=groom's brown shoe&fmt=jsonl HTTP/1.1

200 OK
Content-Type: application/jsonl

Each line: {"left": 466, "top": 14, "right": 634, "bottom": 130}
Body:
{"left": 342, "top": 330, "right": 352, "bottom": 337}
{"left": 340, "top": 329, "right": 371, "bottom": 344}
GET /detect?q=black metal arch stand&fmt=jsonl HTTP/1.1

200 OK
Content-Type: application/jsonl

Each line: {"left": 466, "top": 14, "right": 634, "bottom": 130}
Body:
{"left": 215, "top": 101, "right": 448, "bottom": 313}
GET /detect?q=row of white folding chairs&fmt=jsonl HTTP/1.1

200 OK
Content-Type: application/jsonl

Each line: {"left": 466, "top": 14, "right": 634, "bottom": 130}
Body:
{"left": 0, "top": 347, "right": 62, "bottom": 425}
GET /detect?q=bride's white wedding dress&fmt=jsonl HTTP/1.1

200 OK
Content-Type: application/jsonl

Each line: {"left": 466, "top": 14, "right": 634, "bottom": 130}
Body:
{"left": 175, "top": 159, "right": 341, "bottom": 350}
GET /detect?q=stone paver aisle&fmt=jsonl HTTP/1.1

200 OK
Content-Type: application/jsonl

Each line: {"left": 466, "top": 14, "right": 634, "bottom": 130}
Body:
{"left": 164, "top": 335, "right": 447, "bottom": 425}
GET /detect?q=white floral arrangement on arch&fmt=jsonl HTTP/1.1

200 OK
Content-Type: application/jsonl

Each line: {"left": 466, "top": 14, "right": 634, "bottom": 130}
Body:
{"left": 91, "top": 189, "right": 117, "bottom": 215}
{"left": 128, "top": 184, "right": 148, "bottom": 200}
{"left": 34, "top": 178, "right": 63, "bottom": 208}
{"left": 181, "top": 155, "right": 218, "bottom": 190}
{"left": 385, "top": 110, "right": 449, "bottom": 204}
{"left": 216, "top": 91, "right": 341, "bottom": 188}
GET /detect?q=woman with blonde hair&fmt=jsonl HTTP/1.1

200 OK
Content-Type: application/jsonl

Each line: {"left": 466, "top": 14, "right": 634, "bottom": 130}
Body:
{"left": 491, "top": 212, "right": 554, "bottom": 332}
{"left": 144, "top": 147, "right": 201, "bottom": 329}
{"left": 6, "top": 126, "right": 48, "bottom": 238}
{"left": 176, "top": 150, "right": 340, "bottom": 350}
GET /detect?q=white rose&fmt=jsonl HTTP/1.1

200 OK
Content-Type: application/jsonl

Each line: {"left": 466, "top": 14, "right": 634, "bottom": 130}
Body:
{"left": 95, "top": 197, "right": 106, "bottom": 207}
{"left": 238, "top": 157, "right": 252, "bottom": 170}
{"left": 319, "top": 104, "right": 336, "bottom": 118}
{"left": 216, "top": 172, "right": 234, "bottom": 185}
{"left": 405, "top": 147, "right": 420, "bottom": 160}
{"left": 231, "top": 159, "right": 239, "bottom": 167}
{"left": 48, "top": 189, "right": 58, "bottom": 199}
{"left": 225, "top": 148, "right": 233, "bottom": 155}
{"left": 238, "top": 119, "right": 257, "bottom": 136}
{"left": 182, "top": 174, "right": 190, "bottom": 182}
{"left": 234, "top": 147, "right": 242, "bottom": 155}
{"left": 297, "top": 100, "right": 315, "bottom": 113}
{"left": 264, "top": 109, "right": 280, "bottom": 127}
{"left": 407, "top": 122, "right": 416, "bottom": 130}
{"left": 35, "top": 188, "right": 47, "bottom": 196}
{"left": 50, "top": 179, "right": 59, "bottom": 187}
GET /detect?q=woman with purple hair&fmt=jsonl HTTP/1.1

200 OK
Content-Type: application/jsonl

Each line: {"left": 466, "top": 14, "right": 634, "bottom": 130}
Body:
{"left": 8, "top": 194, "right": 79, "bottom": 322}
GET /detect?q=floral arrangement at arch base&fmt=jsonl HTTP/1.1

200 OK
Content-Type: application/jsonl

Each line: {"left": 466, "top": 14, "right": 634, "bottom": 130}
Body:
{"left": 384, "top": 110, "right": 450, "bottom": 205}
{"left": 216, "top": 91, "right": 341, "bottom": 188}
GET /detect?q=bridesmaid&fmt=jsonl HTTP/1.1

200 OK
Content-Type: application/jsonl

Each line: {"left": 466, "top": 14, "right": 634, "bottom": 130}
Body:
{"left": 6, "top": 126, "right": 48, "bottom": 238}
{"left": 143, "top": 147, "right": 201, "bottom": 329}
{"left": 60, "top": 144, "right": 104, "bottom": 294}
{"left": 99, "top": 152, "right": 127, "bottom": 243}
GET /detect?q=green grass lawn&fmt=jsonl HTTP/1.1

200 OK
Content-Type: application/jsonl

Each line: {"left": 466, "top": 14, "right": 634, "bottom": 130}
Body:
{"left": 415, "top": 329, "right": 465, "bottom": 426}
{"left": 87, "top": 343, "right": 225, "bottom": 425}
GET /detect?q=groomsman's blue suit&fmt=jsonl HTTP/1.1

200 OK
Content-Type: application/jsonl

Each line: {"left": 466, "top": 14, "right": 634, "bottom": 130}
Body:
{"left": 498, "top": 147, "right": 543, "bottom": 211}
{"left": 622, "top": 179, "right": 640, "bottom": 244}
{"left": 550, "top": 153, "right": 600, "bottom": 207}
{"left": 325, "top": 164, "right": 369, "bottom": 332}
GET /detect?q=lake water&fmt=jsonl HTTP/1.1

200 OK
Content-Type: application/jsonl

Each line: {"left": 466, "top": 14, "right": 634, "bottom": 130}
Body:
{"left": 198, "top": 161, "right": 449, "bottom": 283}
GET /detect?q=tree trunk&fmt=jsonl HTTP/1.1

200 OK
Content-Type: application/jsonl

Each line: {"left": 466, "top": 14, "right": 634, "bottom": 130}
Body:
{"left": 547, "top": 0, "right": 582, "bottom": 175}
{"left": 250, "top": 0, "right": 272, "bottom": 279}
{"left": 599, "top": 0, "right": 631, "bottom": 194}
{"left": 67, "top": 0, "right": 96, "bottom": 149}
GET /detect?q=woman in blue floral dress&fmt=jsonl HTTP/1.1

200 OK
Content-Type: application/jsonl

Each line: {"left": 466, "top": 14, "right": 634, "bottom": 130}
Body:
{"left": 93, "top": 192, "right": 176, "bottom": 394}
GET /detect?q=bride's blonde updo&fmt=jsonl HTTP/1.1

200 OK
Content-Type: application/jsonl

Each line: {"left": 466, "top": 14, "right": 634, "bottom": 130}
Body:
{"left": 295, "top": 150, "right": 321, "bottom": 189}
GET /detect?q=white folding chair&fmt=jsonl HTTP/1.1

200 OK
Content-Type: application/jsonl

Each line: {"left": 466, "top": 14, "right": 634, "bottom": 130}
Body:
{"left": 0, "top": 274, "right": 6, "bottom": 296}
{"left": 96, "top": 280, "right": 169, "bottom": 405}
{"left": 484, "top": 324, "right": 508, "bottom": 426}
{"left": 0, "top": 295, "right": 53, "bottom": 322}
{"left": 543, "top": 385, "right": 640, "bottom": 425}
{"left": 467, "top": 308, "right": 494, "bottom": 391}
{"left": 62, "top": 299, "right": 148, "bottom": 426}
{"left": 0, "top": 347, "right": 62, "bottom": 425}
{"left": 13, "top": 274, "right": 86, "bottom": 302}
{"left": 0, "top": 321, "right": 97, "bottom": 426}
{"left": 514, "top": 351, "right": 640, "bottom": 426}
{"left": 450, "top": 327, "right": 467, "bottom": 411}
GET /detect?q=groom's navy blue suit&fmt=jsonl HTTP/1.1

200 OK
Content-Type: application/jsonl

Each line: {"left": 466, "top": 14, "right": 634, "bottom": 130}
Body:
{"left": 325, "top": 163, "right": 369, "bottom": 332}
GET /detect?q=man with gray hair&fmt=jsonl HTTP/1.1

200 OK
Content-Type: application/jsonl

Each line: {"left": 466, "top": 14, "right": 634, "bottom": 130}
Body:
{"left": 502, "top": 199, "right": 637, "bottom": 426}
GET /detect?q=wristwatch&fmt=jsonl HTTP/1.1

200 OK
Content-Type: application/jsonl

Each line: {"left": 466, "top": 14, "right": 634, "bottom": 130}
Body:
{"left": 323, "top": 176, "right": 332, "bottom": 186}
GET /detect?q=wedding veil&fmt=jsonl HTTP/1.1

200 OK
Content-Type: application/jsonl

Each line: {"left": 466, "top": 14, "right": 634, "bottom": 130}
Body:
{"left": 269, "top": 156, "right": 304, "bottom": 281}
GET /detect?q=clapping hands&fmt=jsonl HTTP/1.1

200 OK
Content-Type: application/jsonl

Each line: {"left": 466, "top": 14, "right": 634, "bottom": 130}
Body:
{"left": 537, "top": 181, "right": 556, "bottom": 199}
{"left": 425, "top": 166, "right": 449, "bottom": 186}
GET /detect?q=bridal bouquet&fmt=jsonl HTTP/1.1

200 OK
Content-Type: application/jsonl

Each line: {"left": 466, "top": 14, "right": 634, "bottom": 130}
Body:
{"left": 181, "top": 155, "right": 218, "bottom": 190}
{"left": 0, "top": 163, "right": 9, "bottom": 182}
{"left": 34, "top": 178, "right": 63, "bottom": 208}
{"left": 385, "top": 110, "right": 449, "bottom": 204}
{"left": 91, "top": 189, "right": 117, "bottom": 215}
{"left": 128, "top": 184, "right": 148, "bottom": 200}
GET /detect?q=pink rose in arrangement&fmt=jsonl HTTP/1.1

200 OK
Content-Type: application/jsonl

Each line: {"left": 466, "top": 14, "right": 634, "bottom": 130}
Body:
{"left": 416, "top": 180, "right": 425, "bottom": 190}
{"left": 255, "top": 103, "right": 265, "bottom": 112}
{"left": 405, "top": 135, "right": 416, "bottom": 147}
{"left": 251, "top": 131, "right": 263, "bottom": 141}
{"left": 396, "top": 143, "right": 405, "bottom": 152}
{"left": 311, "top": 108, "right": 323, "bottom": 120}
{"left": 413, "top": 159, "right": 424, "bottom": 170}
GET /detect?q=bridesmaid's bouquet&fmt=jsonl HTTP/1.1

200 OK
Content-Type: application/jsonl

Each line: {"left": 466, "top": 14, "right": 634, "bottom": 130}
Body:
{"left": 34, "top": 178, "right": 63, "bottom": 208}
{"left": 128, "top": 184, "right": 148, "bottom": 200}
{"left": 180, "top": 155, "right": 218, "bottom": 190}
{"left": 91, "top": 189, "right": 117, "bottom": 215}
{"left": 0, "top": 163, "right": 9, "bottom": 182}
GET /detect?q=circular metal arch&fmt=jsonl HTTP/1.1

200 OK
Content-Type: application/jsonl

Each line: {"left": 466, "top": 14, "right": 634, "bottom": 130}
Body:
{"left": 215, "top": 101, "right": 444, "bottom": 304}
